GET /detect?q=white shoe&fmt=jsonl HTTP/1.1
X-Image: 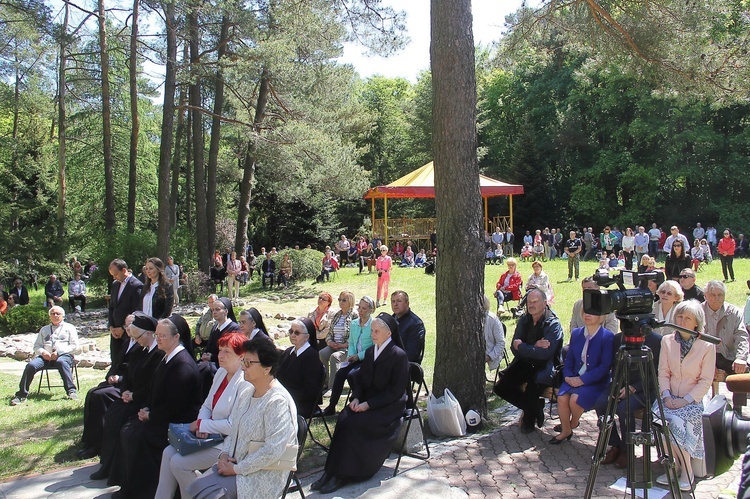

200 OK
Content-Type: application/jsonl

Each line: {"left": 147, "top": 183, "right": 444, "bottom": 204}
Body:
{"left": 679, "top": 479, "right": 693, "bottom": 492}
{"left": 656, "top": 474, "right": 669, "bottom": 486}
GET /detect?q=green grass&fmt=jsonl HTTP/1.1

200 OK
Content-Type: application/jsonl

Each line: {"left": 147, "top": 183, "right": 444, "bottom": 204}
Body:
{"left": 2, "top": 258, "right": 748, "bottom": 479}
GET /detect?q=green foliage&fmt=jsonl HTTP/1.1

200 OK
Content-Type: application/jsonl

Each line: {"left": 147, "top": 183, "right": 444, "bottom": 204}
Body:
{"left": 88, "top": 230, "right": 157, "bottom": 286}
{"left": 271, "top": 248, "right": 324, "bottom": 280}
{"left": 180, "top": 271, "right": 211, "bottom": 303}
{"left": 0, "top": 305, "right": 49, "bottom": 336}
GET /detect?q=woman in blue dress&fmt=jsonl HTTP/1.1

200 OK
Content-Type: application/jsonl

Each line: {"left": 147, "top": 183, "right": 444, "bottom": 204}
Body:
{"left": 551, "top": 310, "right": 615, "bottom": 444}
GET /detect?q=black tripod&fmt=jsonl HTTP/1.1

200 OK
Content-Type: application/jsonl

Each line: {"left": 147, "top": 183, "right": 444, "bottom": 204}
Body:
{"left": 584, "top": 315, "right": 722, "bottom": 498}
{"left": 584, "top": 341, "right": 681, "bottom": 498}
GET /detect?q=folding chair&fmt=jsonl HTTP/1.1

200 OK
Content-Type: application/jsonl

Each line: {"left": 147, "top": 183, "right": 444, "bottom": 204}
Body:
{"left": 393, "top": 362, "right": 430, "bottom": 476}
{"left": 37, "top": 359, "right": 80, "bottom": 394}
{"left": 282, "top": 414, "right": 308, "bottom": 498}
{"left": 305, "top": 370, "right": 333, "bottom": 452}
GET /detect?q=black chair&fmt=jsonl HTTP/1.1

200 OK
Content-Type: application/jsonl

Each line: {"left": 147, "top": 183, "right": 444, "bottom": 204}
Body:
{"left": 36, "top": 359, "right": 80, "bottom": 394}
{"left": 282, "top": 414, "right": 308, "bottom": 498}
{"left": 393, "top": 362, "right": 430, "bottom": 477}
{"left": 305, "top": 370, "right": 333, "bottom": 452}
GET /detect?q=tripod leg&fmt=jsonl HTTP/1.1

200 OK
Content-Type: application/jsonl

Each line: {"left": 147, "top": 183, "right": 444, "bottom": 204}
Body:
{"left": 645, "top": 351, "right": 682, "bottom": 498}
{"left": 584, "top": 349, "right": 628, "bottom": 499}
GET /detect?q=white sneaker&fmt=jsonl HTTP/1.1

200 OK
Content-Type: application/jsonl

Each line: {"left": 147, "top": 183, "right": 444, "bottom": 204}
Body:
{"left": 656, "top": 474, "right": 669, "bottom": 486}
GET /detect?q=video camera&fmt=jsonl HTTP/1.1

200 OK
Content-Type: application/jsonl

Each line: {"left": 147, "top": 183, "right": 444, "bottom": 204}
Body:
{"left": 583, "top": 269, "right": 664, "bottom": 347}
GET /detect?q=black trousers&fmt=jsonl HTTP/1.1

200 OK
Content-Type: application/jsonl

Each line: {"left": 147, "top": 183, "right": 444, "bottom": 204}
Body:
{"left": 720, "top": 254, "right": 735, "bottom": 280}
{"left": 494, "top": 361, "right": 546, "bottom": 427}
{"left": 717, "top": 353, "right": 747, "bottom": 407}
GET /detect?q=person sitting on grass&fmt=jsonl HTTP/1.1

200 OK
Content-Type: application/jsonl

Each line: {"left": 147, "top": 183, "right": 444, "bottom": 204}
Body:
{"left": 11, "top": 306, "right": 79, "bottom": 405}
{"left": 414, "top": 249, "right": 427, "bottom": 268}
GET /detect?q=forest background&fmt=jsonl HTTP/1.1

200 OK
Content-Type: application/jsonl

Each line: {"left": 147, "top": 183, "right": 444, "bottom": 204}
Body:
{"left": 1, "top": 0, "right": 749, "bottom": 276}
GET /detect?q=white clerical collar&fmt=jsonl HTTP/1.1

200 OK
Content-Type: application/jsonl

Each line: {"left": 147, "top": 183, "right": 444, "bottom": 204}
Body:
{"left": 295, "top": 342, "right": 310, "bottom": 356}
{"left": 165, "top": 344, "right": 185, "bottom": 363}
{"left": 374, "top": 337, "right": 392, "bottom": 361}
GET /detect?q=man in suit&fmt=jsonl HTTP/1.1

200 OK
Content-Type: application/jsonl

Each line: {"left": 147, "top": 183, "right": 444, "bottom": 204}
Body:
{"left": 44, "top": 274, "right": 64, "bottom": 308}
{"left": 11, "top": 278, "right": 30, "bottom": 305}
{"left": 108, "top": 259, "right": 144, "bottom": 364}
{"left": 261, "top": 253, "right": 276, "bottom": 288}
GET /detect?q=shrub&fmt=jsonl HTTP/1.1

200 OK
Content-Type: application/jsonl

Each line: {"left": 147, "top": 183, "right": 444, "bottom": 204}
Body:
{"left": 89, "top": 230, "right": 157, "bottom": 287}
{"left": 181, "top": 271, "right": 212, "bottom": 303}
{"left": 0, "top": 306, "right": 50, "bottom": 336}
{"left": 273, "top": 248, "right": 324, "bottom": 281}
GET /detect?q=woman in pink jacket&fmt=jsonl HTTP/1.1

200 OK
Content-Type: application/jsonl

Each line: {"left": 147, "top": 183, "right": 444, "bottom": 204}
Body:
{"left": 717, "top": 228, "right": 736, "bottom": 282}
{"left": 375, "top": 245, "right": 392, "bottom": 308}
{"left": 652, "top": 299, "right": 715, "bottom": 492}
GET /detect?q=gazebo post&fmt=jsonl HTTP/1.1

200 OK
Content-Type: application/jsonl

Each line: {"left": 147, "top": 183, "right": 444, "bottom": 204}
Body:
{"left": 509, "top": 195, "right": 514, "bottom": 232}
{"left": 484, "top": 197, "right": 489, "bottom": 233}
{"left": 371, "top": 197, "right": 375, "bottom": 241}
{"left": 384, "top": 196, "right": 389, "bottom": 247}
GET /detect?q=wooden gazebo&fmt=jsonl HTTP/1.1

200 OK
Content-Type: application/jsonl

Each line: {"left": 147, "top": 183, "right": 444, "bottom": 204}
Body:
{"left": 364, "top": 162, "right": 524, "bottom": 247}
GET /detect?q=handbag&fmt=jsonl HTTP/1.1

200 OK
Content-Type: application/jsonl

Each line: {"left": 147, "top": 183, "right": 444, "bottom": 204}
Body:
{"left": 168, "top": 423, "right": 224, "bottom": 456}
{"left": 427, "top": 388, "right": 466, "bottom": 437}
{"left": 245, "top": 441, "right": 298, "bottom": 471}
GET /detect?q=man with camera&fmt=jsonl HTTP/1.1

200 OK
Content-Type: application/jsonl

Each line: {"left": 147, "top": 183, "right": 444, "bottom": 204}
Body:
{"left": 494, "top": 288, "right": 563, "bottom": 434}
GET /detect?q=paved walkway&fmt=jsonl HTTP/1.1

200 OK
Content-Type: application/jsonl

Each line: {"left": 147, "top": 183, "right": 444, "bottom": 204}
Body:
{"left": 0, "top": 400, "right": 744, "bottom": 499}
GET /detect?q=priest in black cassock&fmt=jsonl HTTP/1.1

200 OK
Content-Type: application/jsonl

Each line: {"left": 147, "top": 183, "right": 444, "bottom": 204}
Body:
{"left": 276, "top": 317, "right": 324, "bottom": 418}
{"left": 312, "top": 312, "right": 409, "bottom": 494}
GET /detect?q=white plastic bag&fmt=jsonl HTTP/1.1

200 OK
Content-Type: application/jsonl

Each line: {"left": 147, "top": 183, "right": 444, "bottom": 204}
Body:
{"left": 427, "top": 388, "right": 466, "bottom": 437}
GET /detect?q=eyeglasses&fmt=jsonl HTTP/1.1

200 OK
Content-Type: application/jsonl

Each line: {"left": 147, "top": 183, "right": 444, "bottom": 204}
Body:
{"left": 658, "top": 290, "right": 675, "bottom": 296}
{"left": 49, "top": 312, "right": 63, "bottom": 316}
{"left": 673, "top": 244, "right": 682, "bottom": 247}
{"left": 130, "top": 331, "right": 145, "bottom": 340}
{"left": 155, "top": 333, "right": 174, "bottom": 340}
{"left": 241, "top": 358, "right": 262, "bottom": 368}
{"left": 679, "top": 274, "right": 694, "bottom": 279}
{"left": 289, "top": 329, "right": 308, "bottom": 336}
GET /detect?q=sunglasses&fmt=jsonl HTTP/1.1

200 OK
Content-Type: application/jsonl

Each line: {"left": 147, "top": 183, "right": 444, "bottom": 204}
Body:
{"left": 658, "top": 290, "right": 675, "bottom": 296}
{"left": 289, "top": 329, "right": 308, "bottom": 336}
{"left": 679, "top": 274, "right": 694, "bottom": 278}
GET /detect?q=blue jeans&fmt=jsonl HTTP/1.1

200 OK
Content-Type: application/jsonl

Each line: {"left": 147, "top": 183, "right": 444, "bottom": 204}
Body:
{"left": 16, "top": 354, "right": 76, "bottom": 398}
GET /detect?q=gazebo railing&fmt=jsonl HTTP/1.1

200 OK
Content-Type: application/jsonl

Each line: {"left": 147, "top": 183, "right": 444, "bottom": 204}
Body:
{"left": 372, "top": 218, "right": 436, "bottom": 242}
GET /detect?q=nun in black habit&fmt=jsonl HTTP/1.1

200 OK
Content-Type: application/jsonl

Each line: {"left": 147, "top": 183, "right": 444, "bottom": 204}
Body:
{"left": 312, "top": 312, "right": 409, "bottom": 494}
{"left": 276, "top": 317, "right": 325, "bottom": 418}
{"left": 108, "top": 314, "right": 202, "bottom": 499}
{"left": 197, "top": 297, "right": 240, "bottom": 397}
{"left": 89, "top": 312, "right": 164, "bottom": 481}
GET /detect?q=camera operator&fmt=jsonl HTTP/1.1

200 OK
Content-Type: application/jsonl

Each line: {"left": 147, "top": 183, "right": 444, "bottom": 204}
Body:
{"left": 493, "top": 288, "right": 563, "bottom": 434}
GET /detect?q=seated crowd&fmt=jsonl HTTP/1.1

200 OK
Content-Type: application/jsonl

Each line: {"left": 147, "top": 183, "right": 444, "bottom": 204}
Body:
{"left": 490, "top": 249, "right": 747, "bottom": 493}
{"left": 7, "top": 250, "right": 428, "bottom": 498}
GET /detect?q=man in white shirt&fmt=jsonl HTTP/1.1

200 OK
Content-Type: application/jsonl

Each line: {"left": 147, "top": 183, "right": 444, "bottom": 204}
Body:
{"left": 11, "top": 306, "right": 79, "bottom": 405}
{"left": 648, "top": 223, "right": 662, "bottom": 257}
{"left": 662, "top": 226, "right": 690, "bottom": 256}
{"left": 693, "top": 223, "right": 705, "bottom": 241}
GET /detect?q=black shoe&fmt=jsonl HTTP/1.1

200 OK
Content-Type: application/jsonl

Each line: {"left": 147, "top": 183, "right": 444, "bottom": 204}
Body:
{"left": 311, "top": 472, "right": 332, "bottom": 491}
{"left": 89, "top": 468, "right": 108, "bottom": 481}
{"left": 76, "top": 447, "right": 97, "bottom": 460}
{"left": 320, "top": 476, "right": 347, "bottom": 494}
{"left": 536, "top": 404, "right": 545, "bottom": 428}
{"left": 322, "top": 405, "right": 336, "bottom": 417}
{"left": 548, "top": 433, "right": 572, "bottom": 445}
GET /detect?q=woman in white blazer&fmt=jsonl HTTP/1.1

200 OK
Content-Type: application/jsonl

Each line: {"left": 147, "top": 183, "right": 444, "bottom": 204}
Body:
{"left": 154, "top": 332, "right": 250, "bottom": 499}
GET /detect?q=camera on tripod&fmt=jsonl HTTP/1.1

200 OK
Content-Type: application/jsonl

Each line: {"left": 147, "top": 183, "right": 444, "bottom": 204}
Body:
{"left": 583, "top": 269, "right": 662, "bottom": 316}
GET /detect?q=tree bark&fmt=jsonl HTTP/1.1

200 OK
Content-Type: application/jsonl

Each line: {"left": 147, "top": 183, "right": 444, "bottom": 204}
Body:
{"left": 57, "top": 2, "right": 69, "bottom": 257}
{"left": 127, "top": 0, "right": 139, "bottom": 234}
{"left": 430, "top": 0, "right": 487, "bottom": 415}
{"left": 99, "top": 0, "right": 116, "bottom": 233}
{"left": 157, "top": 1, "right": 177, "bottom": 260}
{"left": 171, "top": 63, "right": 186, "bottom": 228}
{"left": 206, "top": 15, "right": 230, "bottom": 256}
{"left": 235, "top": 71, "right": 270, "bottom": 254}
{"left": 189, "top": 3, "right": 209, "bottom": 271}
{"left": 185, "top": 97, "right": 193, "bottom": 231}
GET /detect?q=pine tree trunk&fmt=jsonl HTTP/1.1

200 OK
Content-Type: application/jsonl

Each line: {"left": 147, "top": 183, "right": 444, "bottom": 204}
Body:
{"left": 171, "top": 58, "right": 186, "bottom": 229}
{"left": 189, "top": 3, "right": 209, "bottom": 271}
{"left": 157, "top": 1, "right": 177, "bottom": 260}
{"left": 99, "top": 0, "right": 116, "bottom": 233}
{"left": 430, "top": 0, "right": 487, "bottom": 415}
{"left": 56, "top": 2, "right": 69, "bottom": 256}
{"left": 235, "top": 71, "right": 270, "bottom": 254}
{"left": 206, "top": 15, "right": 229, "bottom": 256}
{"left": 127, "top": 0, "right": 139, "bottom": 234}
{"left": 185, "top": 101, "right": 193, "bottom": 231}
